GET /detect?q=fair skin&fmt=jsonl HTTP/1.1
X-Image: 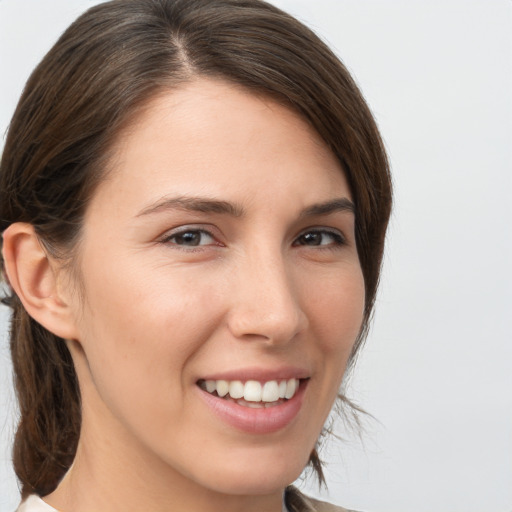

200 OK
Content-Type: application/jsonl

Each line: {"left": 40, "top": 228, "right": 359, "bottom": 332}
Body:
{"left": 3, "top": 79, "right": 364, "bottom": 512}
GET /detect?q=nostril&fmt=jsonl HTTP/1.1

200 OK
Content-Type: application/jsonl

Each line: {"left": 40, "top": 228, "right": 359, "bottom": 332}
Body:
{"left": 225, "top": 261, "right": 308, "bottom": 343}
{"left": 227, "top": 306, "right": 307, "bottom": 344}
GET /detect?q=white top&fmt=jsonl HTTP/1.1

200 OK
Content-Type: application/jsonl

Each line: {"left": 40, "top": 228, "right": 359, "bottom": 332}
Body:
{"left": 18, "top": 494, "right": 290, "bottom": 512}
{"left": 17, "top": 495, "right": 57, "bottom": 512}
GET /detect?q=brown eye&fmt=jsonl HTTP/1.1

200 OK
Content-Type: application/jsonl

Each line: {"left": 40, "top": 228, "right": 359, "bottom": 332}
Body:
{"left": 294, "top": 229, "right": 345, "bottom": 247}
{"left": 164, "top": 229, "right": 216, "bottom": 247}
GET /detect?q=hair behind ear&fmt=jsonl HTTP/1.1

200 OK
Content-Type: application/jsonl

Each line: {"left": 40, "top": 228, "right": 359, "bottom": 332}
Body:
{"left": 7, "top": 295, "right": 80, "bottom": 498}
{"left": 1, "top": 224, "right": 81, "bottom": 497}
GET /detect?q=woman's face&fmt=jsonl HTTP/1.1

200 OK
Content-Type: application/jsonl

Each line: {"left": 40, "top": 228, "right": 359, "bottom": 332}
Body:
{"left": 65, "top": 79, "right": 365, "bottom": 497}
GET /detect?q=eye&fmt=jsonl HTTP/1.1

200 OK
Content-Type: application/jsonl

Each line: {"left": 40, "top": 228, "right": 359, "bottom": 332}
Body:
{"left": 162, "top": 228, "right": 217, "bottom": 247}
{"left": 293, "top": 229, "right": 345, "bottom": 247}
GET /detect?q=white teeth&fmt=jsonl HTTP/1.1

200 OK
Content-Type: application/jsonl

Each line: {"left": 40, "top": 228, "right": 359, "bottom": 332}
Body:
{"left": 285, "top": 378, "right": 297, "bottom": 399}
{"left": 205, "top": 380, "right": 216, "bottom": 393}
{"left": 228, "top": 380, "right": 244, "bottom": 399}
{"left": 244, "top": 380, "right": 262, "bottom": 402}
{"left": 262, "top": 381, "right": 279, "bottom": 402}
{"left": 237, "top": 398, "right": 265, "bottom": 408}
{"left": 201, "top": 378, "right": 300, "bottom": 403}
{"left": 278, "top": 380, "right": 287, "bottom": 398}
{"left": 216, "top": 380, "right": 229, "bottom": 397}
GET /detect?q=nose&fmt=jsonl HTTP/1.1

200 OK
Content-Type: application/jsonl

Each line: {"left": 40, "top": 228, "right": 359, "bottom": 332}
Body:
{"left": 226, "top": 251, "right": 308, "bottom": 344}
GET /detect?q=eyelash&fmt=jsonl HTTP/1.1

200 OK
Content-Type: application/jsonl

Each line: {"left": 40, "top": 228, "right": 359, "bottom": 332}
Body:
{"left": 160, "top": 228, "right": 219, "bottom": 249}
{"left": 292, "top": 228, "right": 346, "bottom": 248}
{"left": 160, "top": 227, "right": 346, "bottom": 250}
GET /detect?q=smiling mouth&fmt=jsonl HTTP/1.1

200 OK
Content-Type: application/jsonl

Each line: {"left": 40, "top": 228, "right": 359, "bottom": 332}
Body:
{"left": 197, "top": 378, "right": 301, "bottom": 408}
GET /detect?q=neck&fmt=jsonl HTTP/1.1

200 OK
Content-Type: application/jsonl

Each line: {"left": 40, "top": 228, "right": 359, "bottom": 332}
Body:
{"left": 44, "top": 399, "right": 285, "bottom": 512}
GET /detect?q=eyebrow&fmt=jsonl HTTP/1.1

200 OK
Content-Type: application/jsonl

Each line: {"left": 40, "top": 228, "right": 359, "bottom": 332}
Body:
{"left": 136, "top": 195, "right": 354, "bottom": 219}
{"left": 136, "top": 196, "right": 245, "bottom": 218}
{"left": 300, "top": 198, "right": 355, "bottom": 218}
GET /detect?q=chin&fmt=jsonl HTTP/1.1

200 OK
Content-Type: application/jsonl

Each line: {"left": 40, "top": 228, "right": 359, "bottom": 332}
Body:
{"left": 192, "top": 448, "right": 310, "bottom": 496}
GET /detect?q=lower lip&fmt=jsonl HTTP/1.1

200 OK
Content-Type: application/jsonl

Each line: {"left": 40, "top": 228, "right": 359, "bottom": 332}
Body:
{"left": 197, "top": 381, "right": 307, "bottom": 434}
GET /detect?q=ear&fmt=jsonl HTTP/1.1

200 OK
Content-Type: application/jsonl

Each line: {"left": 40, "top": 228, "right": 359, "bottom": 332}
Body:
{"left": 2, "top": 223, "right": 80, "bottom": 340}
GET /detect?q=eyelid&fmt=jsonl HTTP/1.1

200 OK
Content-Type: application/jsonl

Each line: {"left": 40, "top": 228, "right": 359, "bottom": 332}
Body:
{"left": 293, "top": 226, "right": 347, "bottom": 247}
{"left": 157, "top": 224, "right": 348, "bottom": 249}
{"left": 159, "top": 224, "right": 223, "bottom": 247}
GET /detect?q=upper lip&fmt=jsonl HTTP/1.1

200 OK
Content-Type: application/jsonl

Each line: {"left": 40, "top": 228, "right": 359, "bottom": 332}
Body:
{"left": 198, "top": 366, "right": 310, "bottom": 383}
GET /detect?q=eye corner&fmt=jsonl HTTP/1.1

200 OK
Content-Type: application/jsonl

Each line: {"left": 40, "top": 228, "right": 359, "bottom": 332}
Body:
{"left": 159, "top": 226, "right": 223, "bottom": 249}
{"left": 292, "top": 227, "right": 347, "bottom": 249}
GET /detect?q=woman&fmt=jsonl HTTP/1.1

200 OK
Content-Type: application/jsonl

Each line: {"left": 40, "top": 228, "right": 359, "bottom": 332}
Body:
{"left": 0, "top": 1, "right": 392, "bottom": 511}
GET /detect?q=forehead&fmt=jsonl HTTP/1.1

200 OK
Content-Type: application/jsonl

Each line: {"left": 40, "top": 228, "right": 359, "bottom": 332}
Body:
{"left": 89, "top": 78, "right": 349, "bottom": 219}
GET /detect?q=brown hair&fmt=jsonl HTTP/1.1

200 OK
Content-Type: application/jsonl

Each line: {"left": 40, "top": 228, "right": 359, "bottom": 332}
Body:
{"left": 0, "top": 0, "right": 391, "bottom": 498}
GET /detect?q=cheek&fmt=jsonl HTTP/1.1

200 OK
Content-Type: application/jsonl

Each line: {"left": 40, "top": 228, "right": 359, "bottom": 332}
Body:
{"left": 69, "top": 267, "right": 221, "bottom": 433}
{"left": 71, "top": 259, "right": 230, "bottom": 408}
{"left": 305, "top": 266, "right": 365, "bottom": 354}
{"left": 77, "top": 257, "right": 217, "bottom": 343}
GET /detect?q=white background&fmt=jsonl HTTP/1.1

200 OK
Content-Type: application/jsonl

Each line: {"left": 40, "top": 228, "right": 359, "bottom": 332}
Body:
{"left": 1, "top": 1, "right": 511, "bottom": 511}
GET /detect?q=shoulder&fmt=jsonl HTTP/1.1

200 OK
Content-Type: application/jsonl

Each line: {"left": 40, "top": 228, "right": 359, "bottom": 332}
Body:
{"left": 18, "top": 489, "right": 359, "bottom": 512}
{"left": 17, "top": 495, "right": 58, "bottom": 512}
{"left": 285, "top": 486, "right": 362, "bottom": 512}
{"left": 306, "top": 496, "right": 359, "bottom": 512}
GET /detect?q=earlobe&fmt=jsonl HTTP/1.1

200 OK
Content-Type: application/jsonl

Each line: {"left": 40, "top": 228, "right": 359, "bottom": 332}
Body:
{"left": 2, "top": 223, "right": 79, "bottom": 340}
